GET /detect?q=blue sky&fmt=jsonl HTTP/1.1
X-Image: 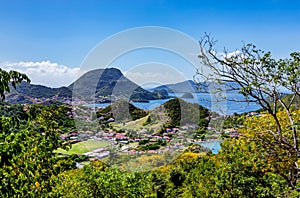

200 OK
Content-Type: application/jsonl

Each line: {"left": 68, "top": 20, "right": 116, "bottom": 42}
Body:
{"left": 0, "top": 0, "right": 300, "bottom": 87}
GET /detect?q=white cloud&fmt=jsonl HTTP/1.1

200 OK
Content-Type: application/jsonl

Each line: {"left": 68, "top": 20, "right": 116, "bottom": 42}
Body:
{"left": 122, "top": 62, "right": 189, "bottom": 88}
{"left": 220, "top": 50, "right": 244, "bottom": 59}
{"left": 125, "top": 71, "right": 186, "bottom": 88}
{"left": 0, "top": 61, "right": 80, "bottom": 88}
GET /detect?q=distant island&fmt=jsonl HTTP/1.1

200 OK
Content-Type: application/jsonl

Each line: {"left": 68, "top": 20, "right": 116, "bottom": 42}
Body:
{"left": 181, "top": 92, "right": 194, "bottom": 98}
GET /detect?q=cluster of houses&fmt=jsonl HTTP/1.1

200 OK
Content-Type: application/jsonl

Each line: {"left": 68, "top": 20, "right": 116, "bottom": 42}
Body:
{"left": 58, "top": 103, "right": 224, "bottom": 159}
{"left": 93, "top": 127, "right": 186, "bottom": 145}
{"left": 59, "top": 125, "right": 195, "bottom": 159}
{"left": 246, "top": 111, "right": 263, "bottom": 117}
{"left": 84, "top": 147, "right": 109, "bottom": 158}
{"left": 126, "top": 142, "right": 184, "bottom": 155}
{"left": 81, "top": 142, "right": 185, "bottom": 160}
{"left": 60, "top": 131, "right": 81, "bottom": 144}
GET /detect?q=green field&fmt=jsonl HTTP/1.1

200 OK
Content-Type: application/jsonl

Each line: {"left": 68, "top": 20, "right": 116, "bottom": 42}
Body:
{"left": 113, "top": 114, "right": 167, "bottom": 133}
{"left": 55, "top": 139, "right": 110, "bottom": 155}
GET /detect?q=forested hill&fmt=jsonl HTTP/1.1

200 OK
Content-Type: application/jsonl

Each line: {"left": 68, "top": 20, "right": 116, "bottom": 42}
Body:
{"left": 69, "top": 68, "right": 169, "bottom": 102}
{"left": 152, "top": 80, "right": 203, "bottom": 93}
{"left": 152, "top": 80, "right": 241, "bottom": 94}
{"left": 5, "top": 68, "right": 169, "bottom": 104}
{"left": 96, "top": 100, "right": 148, "bottom": 123}
{"left": 160, "top": 98, "right": 210, "bottom": 128}
{"left": 6, "top": 82, "right": 73, "bottom": 104}
{"left": 15, "top": 82, "right": 73, "bottom": 98}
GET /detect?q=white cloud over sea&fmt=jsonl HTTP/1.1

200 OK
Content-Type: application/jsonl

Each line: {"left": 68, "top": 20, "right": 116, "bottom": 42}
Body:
{"left": 0, "top": 61, "right": 80, "bottom": 88}
{"left": 125, "top": 71, "right": 186, "bottom": 88}
{"left": 123, "top": 62, "right": 187, "bottom": 88}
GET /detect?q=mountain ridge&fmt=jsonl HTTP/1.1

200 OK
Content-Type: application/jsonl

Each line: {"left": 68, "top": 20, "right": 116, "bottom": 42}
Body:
{"left": 5, "top": 68, "right": 169, "bottom": 104}
{"left": 151, "top": 80, "right": 242, "bottom": 94}
{"left": 151, "top": 80, "right": 213, "bottom": 94}
{"left": 69, "top": 68, "right": 169, "bottom": 102}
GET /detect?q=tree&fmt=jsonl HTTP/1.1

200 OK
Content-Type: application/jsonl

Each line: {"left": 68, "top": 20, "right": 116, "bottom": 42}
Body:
{"left": 197, "top": 33, "right": 300, "bottom": 189}
{"left": 239, "top": 109, "right": 300, "bottom": 196}
{"left": 0, "top": 69, "right": 75, "bottom": 196}
{"left": 0, "top": 68, "right": 30, "bottom": 100}
{"left": 178, "top": 139, "right": 288, "bottom": 197}
{"left": 0, "top": 106, "right": 74, "bottom": 197}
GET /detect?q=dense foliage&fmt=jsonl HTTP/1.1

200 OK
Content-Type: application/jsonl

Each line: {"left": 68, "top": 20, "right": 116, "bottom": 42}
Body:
{"left": 0, "top": 105, "right": 75, "bottom": 197}
{"left": 15, "top": 81, "right": 73, "bottom": 98}
{"left": 162, "top": 98, "right": 209, "bottom": 128}
{"left": 49, "top": 142, "right": 291, "bottom": 197}
{"left": 0, "top": 70, "right": 76, "bottom": 197}
{"left": 96, "top": 100, "right": 149, "bottom": 123}
{"left": 0, "top": 68, "right": 30, "bottom": 100}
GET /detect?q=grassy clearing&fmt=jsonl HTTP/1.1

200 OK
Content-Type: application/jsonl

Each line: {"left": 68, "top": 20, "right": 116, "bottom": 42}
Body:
{"left": 111, "top": 116, "right": 148, "bottom": 131}
{"left": 55, "top": 139, "right": 109, "bottom": 155}
{"left": 113, "top": 114, "right": 167, "bottom": 133}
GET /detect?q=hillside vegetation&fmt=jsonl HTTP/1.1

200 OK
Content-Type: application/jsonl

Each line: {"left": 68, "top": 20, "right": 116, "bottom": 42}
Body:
{"left": 96, "top": 100, "right": 149, "bottom": 123}
{"left": 102, "top": 98, "right": 210, "bottom": 134}
{"left": 161, "top": 98, "right": 209, "bottom": 128}
{"left": 69, "top": 68, "right": 169, "bottom": 102}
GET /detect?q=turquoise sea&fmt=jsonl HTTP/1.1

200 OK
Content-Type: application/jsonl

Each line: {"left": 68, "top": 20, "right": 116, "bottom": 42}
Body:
{"left": 89, "top": 92, "right": 261, "bottom": 115}
{"left": 194, "top": 140, "right": 222, "bottom": 154}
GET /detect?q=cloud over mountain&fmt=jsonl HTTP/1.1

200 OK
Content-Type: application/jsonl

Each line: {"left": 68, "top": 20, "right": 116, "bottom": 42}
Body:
{"left": 1, "top": 61, "right": 80, "bottom": 87}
